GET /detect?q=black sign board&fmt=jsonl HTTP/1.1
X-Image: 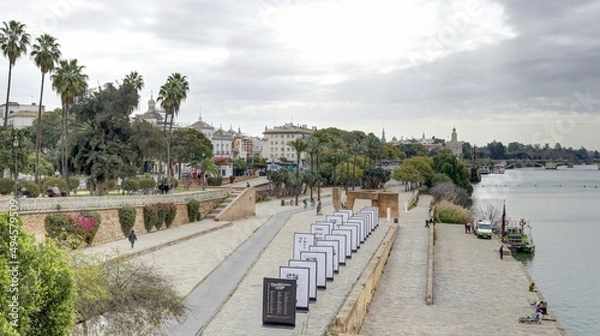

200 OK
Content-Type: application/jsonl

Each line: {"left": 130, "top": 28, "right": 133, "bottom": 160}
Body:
{"left": 262, "top": 277, "right": 297, "bottom": 326}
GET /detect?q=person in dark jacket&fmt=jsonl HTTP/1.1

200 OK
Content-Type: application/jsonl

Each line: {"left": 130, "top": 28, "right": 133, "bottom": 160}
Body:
{"left": 128, "top": 230, "right": 137, "bottom": 248}
{"left": 499, "top": 245, "right": 504, "bottom": 259}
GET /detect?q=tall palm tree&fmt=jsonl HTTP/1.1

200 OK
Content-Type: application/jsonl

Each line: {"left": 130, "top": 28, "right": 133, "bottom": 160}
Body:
{"left": 123, "top": 71, "right": 144, "bottom": 100}
{"left": 305, "top": 136, "right": 321, "bottom": 200}
{"left": 351, "top": 142, "right": 363, "bottom": 190}
{"left": 157, "top": 73, "right": 189, "bottom": 183}
{"left": 288, "top": 138, "right": 308, "bottom": 205}
{"left": 30, "top": 34, "right": 61, "bottom": 183}
{"left": 190, "top": 157, "right": 219, "bottom": 189}
{"left": 51, "top": 59, "right": 88, "bottom": 195}
{"left": 0, "top": 20, "right": 30, "bottom": 127}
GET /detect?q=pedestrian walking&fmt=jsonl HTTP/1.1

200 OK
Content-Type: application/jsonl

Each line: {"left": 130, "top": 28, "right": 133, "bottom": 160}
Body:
{"left": 128, "top": 230, "right": 137, "bottom": 248}
{"left": 499, "top": 245, "right": 504, "bottom": 259}
{"left": 303, "top": 198, "right": 308, "bottom": 208}
{"left": 425, "top": 219, "right": 430, "bottom": 228}
{"left": 465, "top": 222, "right": 469, "bottom": 233}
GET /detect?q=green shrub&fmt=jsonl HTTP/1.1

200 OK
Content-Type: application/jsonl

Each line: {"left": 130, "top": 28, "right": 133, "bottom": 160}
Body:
{"left": 165, "top": 203, "right": 177, "bottom": 228}
{"left": 122, "top": 179, "right": 140, "bottom": 195}
{"left": 142, "top": 205, "right": 157, "bottom": 232}
{"left": 41, "top": 177, "right": 67, "bottom": 194}
{"left": 139, "top": 177, "right": 156, "bottom": 192}
{"left": 187, "top": 199, "right": 200, "bottom": 222}
{"left": 229, "top": 175, "right": 235, "bottom": 183}
{"left": 118, "top": 206, "right": 137, "bottom": 237}
{"left": 44, "top": 214, "right": 84, "bottom": 249}
{"left": 68, "top": 177, "right": 80, "bottom": 194}
{"left": 0, "top": 178, "right": 14, "bottom": 195}
{"left": 16, "top": 180, "right": 40, "bottom": 198}
{"left": 207, "top": 176, "right": 223, "bottom": 186}
{"left": 434, "top": 200, "right": 473, "bottom": 224}
{"left": 155, "top": 203, "right": 168, "bottom": 230}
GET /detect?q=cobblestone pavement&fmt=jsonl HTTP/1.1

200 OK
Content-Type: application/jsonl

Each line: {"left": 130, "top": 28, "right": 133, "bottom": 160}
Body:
{"left": 201, "top": 198, "right": 393, "bottom": 336}
{"left": 361, "top": 197, "right": 563, "bottom": 336}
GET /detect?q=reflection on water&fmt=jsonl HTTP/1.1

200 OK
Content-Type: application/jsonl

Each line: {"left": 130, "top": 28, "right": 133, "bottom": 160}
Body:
{"left": 473, "top": 165, "right": 600, "bottom": 336}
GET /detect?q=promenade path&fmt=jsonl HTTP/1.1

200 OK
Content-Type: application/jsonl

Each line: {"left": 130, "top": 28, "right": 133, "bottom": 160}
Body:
{"left": 361, "top": 198, "right": 563, "bottom": 335}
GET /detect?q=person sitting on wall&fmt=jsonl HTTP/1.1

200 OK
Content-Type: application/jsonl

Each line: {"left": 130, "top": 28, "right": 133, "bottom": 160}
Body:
{"left": 52, "top": 186, "right": 61, "bottom": 197}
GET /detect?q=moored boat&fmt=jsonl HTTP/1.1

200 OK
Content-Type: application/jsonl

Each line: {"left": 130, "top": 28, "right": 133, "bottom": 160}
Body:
{"left": 500, "top": 202, "right": 535, "bottom": 254}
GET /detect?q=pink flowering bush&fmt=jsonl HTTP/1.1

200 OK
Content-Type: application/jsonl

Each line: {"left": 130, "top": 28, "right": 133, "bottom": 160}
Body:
{"left": 44, "top": 211, "right": 102, "bottom": 248}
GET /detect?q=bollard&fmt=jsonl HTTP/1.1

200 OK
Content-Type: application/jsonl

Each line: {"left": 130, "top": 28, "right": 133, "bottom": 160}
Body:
{"left": 281, "top": 199, "right": 285, "bottom": 206}
{"left": 387, "top": 207, "right": 391, "bottom": 221}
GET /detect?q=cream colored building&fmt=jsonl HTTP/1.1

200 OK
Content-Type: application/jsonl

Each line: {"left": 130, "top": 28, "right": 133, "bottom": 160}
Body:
{"left": 1, "top": 102, "right": 46, "bottom": 128}
{"left": 261, "top": 123, "right": 314, "bottom": 165}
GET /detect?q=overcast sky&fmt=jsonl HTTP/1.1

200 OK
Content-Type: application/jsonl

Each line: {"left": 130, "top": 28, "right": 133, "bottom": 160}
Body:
{"left": 2, "top": 0, "right": 600, "bottom": 149}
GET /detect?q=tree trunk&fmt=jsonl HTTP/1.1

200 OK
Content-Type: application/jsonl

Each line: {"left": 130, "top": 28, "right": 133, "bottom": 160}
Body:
{"left": 158, "top": 115, "right": 168, "bottom": 186}
{"left": 316, "top": 153, "right": 321, "bottom": 200}
{"left": 167, "top": 112, "right": 175, "bottom": 183}
{"left": 63, "top": 103, "right": 70, "bottom": 196}
{"left": 95, "top": 178, "right": 105, "bottom": 196}
{"left": 3, "top": 63, "right": 13, "bottom": 127}
{"left": 35, "top": 72, "right": 46, "bottom": 183}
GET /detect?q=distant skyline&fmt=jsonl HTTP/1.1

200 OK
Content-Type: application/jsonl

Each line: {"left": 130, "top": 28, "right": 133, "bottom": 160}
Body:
{"left": 2, "top": 0, "right": 599, "bottom": 150}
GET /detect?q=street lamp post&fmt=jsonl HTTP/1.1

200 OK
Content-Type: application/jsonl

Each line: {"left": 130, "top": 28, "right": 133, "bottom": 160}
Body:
{"left": 13, "top": 136, "right": 19, "bottom": 198}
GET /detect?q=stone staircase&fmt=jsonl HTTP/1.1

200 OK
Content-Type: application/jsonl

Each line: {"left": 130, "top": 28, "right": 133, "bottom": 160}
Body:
{"left": 204, "top": 190, "right": 242, "bottom": 220}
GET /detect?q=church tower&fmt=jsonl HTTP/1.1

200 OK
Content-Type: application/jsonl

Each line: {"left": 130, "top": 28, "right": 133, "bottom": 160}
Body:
{"left": 381, "top": 127, "right": 386, "bottom": 143}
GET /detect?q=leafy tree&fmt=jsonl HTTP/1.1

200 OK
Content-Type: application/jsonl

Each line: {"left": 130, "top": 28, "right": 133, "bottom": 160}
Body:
{"left": 30, "top": 34, "right": 61, "bottom": 183}
{"left": 305, "top": 136, "right": 324, "bottom": 200}
{"left": 71, "top": 253, "right": 187, "bottom": 336}
{"left": 170, "top": 127, "right": 211, "bottom": 179}
{"left": 1, "top": 20, "right": 30, "bottom": 126}
{"left": 398, "top": 142, "right": 428, "bottom": 158}
{"left": 392, "top": 156, "right": 434, "bottom": 189}
{"left": 433, "top": 153, "right": 473, "bottom": 194}
{"left": 362, "top": 167, "right": 390, "bottom": 189}
{"left": 1, "top": 210, "right": 76, "bottom": 335}
{"left": 0, "top": 127, "right": 30, "bottom": 179}
{"left": 123, "top": 71, "right": 144, "bottom": 99}
{"left": 232, "top": 158, "right": 247, "bottom": 176}
{"left": 29, "top": 109, "right": 62, "bottom": 159}
{"left": 69, "top": 82, "right": 139, "bottom": 195}
{"left": 129, "top": 120, "right": 167, "bottom": 169}
{"left": 51, "top": 58, "right": 88, "bottom": 195}
{"left": 189, "top": 157, "right": 219, "bottom": 188}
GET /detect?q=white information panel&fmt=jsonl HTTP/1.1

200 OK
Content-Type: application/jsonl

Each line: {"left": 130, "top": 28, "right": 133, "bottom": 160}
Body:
{"left": 293, "top": 233, "right": 315, "bottom": 260}
{"left": 315, "top": 221, "right": 335, "bottom": 233}
{"left": 300, "top": 251, "right": 327, "bottom": 288}
{"left": 338, "top": 209, "right": 354, "bottom": 218}
{"left": 289, "top": 259, "right": 317, "bottom": 301}
{"left": 279, "top": 266, "right": 310, "bottom": 310}
{"left": 362, "top": 207, "right": 379, "bottom": 228}
{"left": 326, "top": 215, "right": 343, "bottom": 227}
{"left": 331, "top": 229, "right": 352, "bottom": 258}
{"left": 347, "top": 219, "right": 366, "bottom": 243}
{"left": 354, "top": 213, "right": 373, "bottom": 234}
{"left": 315, "top": 240, "right": 340, "bottom": 271}
{"left": 333, "top": 211, "right": 349, "bottom": 222}
{"left": 338, "top": 224, "right": 359, "bottom": 252}
{"left": 309, "top": 245, "right": 334, "bottom": 280}
{"left": 311, "top": 224, "right": 331, "bottom": 240}
{"left": 323, "top": 234, "right": 347, "bottom": 265}
{"left": 350, "top": 216, "right": 368, "bottom": 241}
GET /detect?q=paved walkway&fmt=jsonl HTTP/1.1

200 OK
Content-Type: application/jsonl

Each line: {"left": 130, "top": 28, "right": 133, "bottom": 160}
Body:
{"left": 361, "top": 199, "right": 563, "bottom": 336}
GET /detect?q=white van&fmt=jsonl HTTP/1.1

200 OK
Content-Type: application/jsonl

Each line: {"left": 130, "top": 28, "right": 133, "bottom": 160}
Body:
{"left": 474, "top": 220, "right": 493, "bottom": 239}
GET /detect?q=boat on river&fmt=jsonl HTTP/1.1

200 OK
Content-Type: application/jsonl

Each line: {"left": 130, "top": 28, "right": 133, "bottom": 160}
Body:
{"left": 503, "top": 219, "right": 535, "bottom": 254}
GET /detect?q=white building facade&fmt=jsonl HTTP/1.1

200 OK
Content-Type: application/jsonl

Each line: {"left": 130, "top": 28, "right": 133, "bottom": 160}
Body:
{"left": 0, "top": 102, "right": 46, "bottom": 128}
{"left": 261, "top": 123, "right": 314, "bottom": 168}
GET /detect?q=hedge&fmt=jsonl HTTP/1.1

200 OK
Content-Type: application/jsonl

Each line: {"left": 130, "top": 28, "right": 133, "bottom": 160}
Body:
{"left": 0, "top": 178, "right": 15, "bottom": 195}
{"left": 155, "top": 204, "right": 168, "bottom": 230}
{"left": 165, "top": 203, "right": 177, "bottom": 228}
{"left": 118, "top": 206, "right": 137, "bottom": 237}
{"left": 142, "top": 205, "right": 157, "bottom": 233}
{"left": 187, "top": 199, "right": 200, "bottom": 222}
{"left": 16, "top": 180, "right": 40, "bottom": 198}
{"left": 41, "top": 177, "right": 67, "bottom": 194}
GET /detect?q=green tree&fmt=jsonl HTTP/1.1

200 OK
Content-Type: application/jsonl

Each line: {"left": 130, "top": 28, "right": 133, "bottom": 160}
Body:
{"left": 129, "top": 120, "right": 167, "bottom": 171}
{"left": 392, "top": 156, "right": 434, "bottom": 189}
{"left": 433, "top": 152, "right": 473, "bottom": 193}
{"left": 1, "top": 210, "right": 76, "bottom": 335}
{"left": 170, "top": 127, "right": 211, "bottom": 179}
{"left": 288, "top": 138, "right": 308, "bottom": 205}
{"left": 123, "top": 71, "right": 144, "bottom": 98}
{"left": 0, "top": 20, "right": 30, "bottom": 126}
{"left": 51, "top": 58, "right": 88, "bottom": 195}
{"left": 69, "top": 82, "right": 139, "bottom": 195}
{"left": 157, "top": 73, "right": 190, "bottom": 183}
{"left": 30, "top": 34, "right": 61, "bottom": 183}
{"left": 306, "top": 136, "right": 323, "bottom": 200}
{"left": 190, "top": 157, "right": 219, "bottom": 188}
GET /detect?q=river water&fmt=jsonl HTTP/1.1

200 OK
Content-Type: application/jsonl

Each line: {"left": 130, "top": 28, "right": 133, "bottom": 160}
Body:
{"left": 473, "top": 165, "right": 600, "bottom": 336}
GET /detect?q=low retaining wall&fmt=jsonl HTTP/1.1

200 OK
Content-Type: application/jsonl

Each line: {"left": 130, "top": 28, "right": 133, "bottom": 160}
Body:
{"left": 4, "top": 189, "right": 229, "bottom": 213}
{"left": 11, "top": 190, "right": 229, "bottom": 246}
{"left": 426, "top": 224, "right": 435, "bottom": 305}
{"left": 329, "top": 225, "right": 399, "bottom": 335}
{"left": 215, "top": 188, "right": 256, "bottom": 222}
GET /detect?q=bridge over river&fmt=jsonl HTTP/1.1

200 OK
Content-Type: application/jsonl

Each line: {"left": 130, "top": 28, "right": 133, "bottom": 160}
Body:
{"left": 493, "top": 159, "right": 600, "bottom": 170}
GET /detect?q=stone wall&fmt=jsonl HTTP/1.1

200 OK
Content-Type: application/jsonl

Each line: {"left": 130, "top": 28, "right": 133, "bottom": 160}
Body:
{"left": 329, "top": 225, "right": 398, "bottom": 335}
{"left": 4, "top": 189, "right": 229, "bottom": 213}
{"left": 215, "top": 188, "right": 256, "bottom": 222}
{"left": 15, "top": 190, "right": 228, "bottom": 246}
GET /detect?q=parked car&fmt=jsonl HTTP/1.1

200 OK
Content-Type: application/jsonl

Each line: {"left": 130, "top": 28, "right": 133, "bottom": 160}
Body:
{"left": 474, "top": 220, "right": 493, "bottom": 239}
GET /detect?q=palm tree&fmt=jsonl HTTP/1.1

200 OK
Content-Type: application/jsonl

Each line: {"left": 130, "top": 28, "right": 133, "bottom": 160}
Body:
{"left": 288, "top": 138, "right": 308, "bottom": 205}
{"left": 30, "top": 34, "right": 61, "bottom": 183}
{"left": 0, "top": 20, "right": 30, "bottom": 127}
{"left": 51, "top": 59, "right": 88, "bottom": 195}
{"left": 305, "top": 136, "right": 321, "bottom": 200}
{"left": 123, "top": 71, "right": 144, "bottom": 100}
{"left": 351, "top": 142, "right": 363, "bottom": 190}
{"left": 157, "top": 73, "right": 189, "bottom": 183}
{"left": 190, "top": 157, "right": 219, "bottom": 189}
